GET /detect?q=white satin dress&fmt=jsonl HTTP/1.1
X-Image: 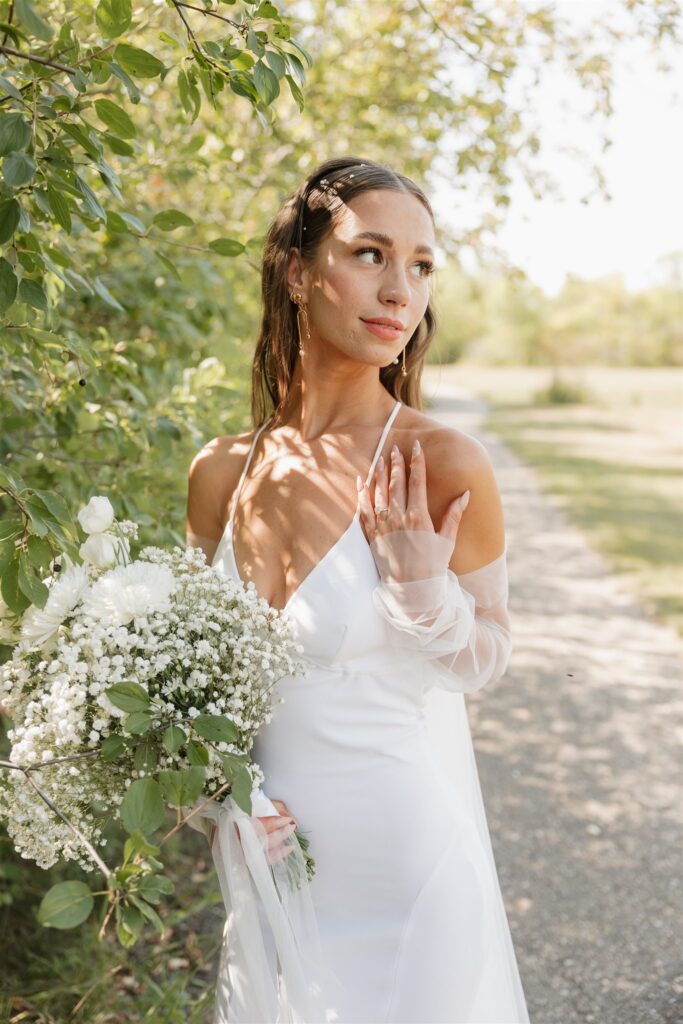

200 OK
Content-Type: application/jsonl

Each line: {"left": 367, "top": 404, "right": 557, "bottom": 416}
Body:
{"left": 209, "top": 398, "right": 530, "bottom": 1024}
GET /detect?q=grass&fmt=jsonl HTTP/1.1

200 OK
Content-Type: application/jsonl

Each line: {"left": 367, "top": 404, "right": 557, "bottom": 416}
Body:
{"left": 1, "top": 827, "right": 224, "bottom": 1023}
{"left": 424, "top": 364, "right": 683, "bottom": 636}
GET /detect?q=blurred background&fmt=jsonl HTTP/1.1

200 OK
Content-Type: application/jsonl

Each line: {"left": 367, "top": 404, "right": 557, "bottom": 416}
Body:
{"left": 1, "top": 0, "right": 680, "bottom": 1021}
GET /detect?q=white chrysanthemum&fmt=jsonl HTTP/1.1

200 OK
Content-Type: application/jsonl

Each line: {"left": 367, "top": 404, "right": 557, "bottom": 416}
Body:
{"left": 77, "top": 495, "right": 115, "bottom": 535}
{"left": 19, "top": 563, "right": 90, "bottom": 650}
{"left": 79, "top": 532, "right": 130, "bottom": 569}
{"left": 81, "top": 562, "right": 177, "bottom": 625}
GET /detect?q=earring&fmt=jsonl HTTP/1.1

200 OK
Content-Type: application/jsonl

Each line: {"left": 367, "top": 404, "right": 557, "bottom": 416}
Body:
{"left": 290, "top": 291, "right": 310, "bottom": 357}
{"left": 393, "top": 349, "right": 407, "bottom": 374}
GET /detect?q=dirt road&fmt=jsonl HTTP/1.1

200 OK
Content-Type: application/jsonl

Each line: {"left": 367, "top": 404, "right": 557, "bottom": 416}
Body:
{"left": 424, "top": 374, "right": 683, "bottom": 1024}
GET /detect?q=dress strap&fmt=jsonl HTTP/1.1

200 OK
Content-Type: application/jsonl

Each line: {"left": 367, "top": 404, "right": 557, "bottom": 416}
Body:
{"left": 364, "top": 399, "right": 402, "bottom": 487}
{"left": 228, "top": 418, "right": 271, "bottom": 528}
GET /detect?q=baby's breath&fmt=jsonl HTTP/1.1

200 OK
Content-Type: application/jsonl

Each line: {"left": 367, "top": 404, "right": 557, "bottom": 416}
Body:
{"left": 0, "top": 541, "right": 306, "bottom": 870}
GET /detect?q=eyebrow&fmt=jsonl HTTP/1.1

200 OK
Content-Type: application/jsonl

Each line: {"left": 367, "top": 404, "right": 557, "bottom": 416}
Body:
{"left": 350, "top": 231, "right": 434, "bottom": 259}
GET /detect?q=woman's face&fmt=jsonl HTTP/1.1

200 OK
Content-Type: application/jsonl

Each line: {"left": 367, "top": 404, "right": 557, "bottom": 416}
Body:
{"left": 288, "top": 188, "right": 436, "bottom": 369}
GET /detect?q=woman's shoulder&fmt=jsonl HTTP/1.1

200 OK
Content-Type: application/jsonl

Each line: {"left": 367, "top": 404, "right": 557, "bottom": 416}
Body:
{"left": 186, "top": 428, "right": 259, "bottom": 536}
{"left": 397, "top": 405, "right": 489, "bottom": 470}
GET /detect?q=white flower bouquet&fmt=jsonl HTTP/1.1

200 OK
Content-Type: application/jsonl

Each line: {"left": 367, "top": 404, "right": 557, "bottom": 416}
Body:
{"left": 0, "top": 496, "right": 310, "bottom": 946}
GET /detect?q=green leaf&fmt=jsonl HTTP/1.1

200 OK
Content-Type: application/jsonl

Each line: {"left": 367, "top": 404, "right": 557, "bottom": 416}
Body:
{"left": 0, "top": 113, "right": 32, "bottom": 156}
{"left": 208, "top": 238, "right": 245, "bottom": 257}
{"left": 0, "top": 516, "right": 22, "bottom": 542}
{"left": 154, "top": 250, "right": 181, "bottom": 280}
{"left": 285, "top": 74, "right": 304, "bottom": 113}
{"left": 94, "top": 98, "right": 136, "bottom": 139}
{"left": 46, "top": 184, "right": 72, "bottom": 232}
{"left": 137, "top": 872, "right": 173, "bottom": 902}
{"left": 15, "top": 0, "right": 54, "bottom": 42}
{"left": 124, "top": 710, "right": 153, "bottom": 735}
{"left": 117, "top": 902, "right": 144, "bottom": 946}
{"left": 128, "top": 893, "right": 164, "bottom": 933}
{"left": 37, "top": 881, "right": 93, "bottom": 929}
{"left": 17, "top": 278, "right": 47, "bottom": 312}
{"left": 114, "top": 43, "right": 165, "bottom": 79}
{"left": 256, "top": 1, "right": 279, "bottom": 17}
{"left": 162, "top": 724, "right": 186, "bottom": 753}
{"left": 106, "top": 681, "right": 151, "bottom": 712}
{"left": 100, "top": 733, "right": 126, "bottom": 761}
{"left": 265, "top": 50, "right": 286, "bottom": 78}
{"left": 0, "top": 199, "right": 21, "bottom": 245}
{"left": 93, "top": 276, "right": 126, "bottom": 312}
{"left": 31, "top": 489, "right": 74, "bottom": 528}
{"left": 96, "top": 0, "right": 133, "bottom": 38}
{"left": 133, "top": 737, "right": 159, "bottom": 773}
{"left": 229, "top": 766, "right": 253, "bottom": 814}
{"left": 75, "top": 174, "right": 107, "bottom": 222}
{"left": 152, "top": 209, "right": 194, "bottom": 231}
{"left": 0, "top": 257, "right": 18, "bottom": 314}
{"left": 24, "top": 497, "right": 49, "bottom": 537}
{"left": 186, "top": 740, "right": 209, "bottom": 767}
{"left": 193, "top": 714, "right": 240, "bottom": 744}
{"left": 158, "top": 766, "right": 205, "bottom": 807}
{"left": 3, "top": 151, "right": 36, "bottom": 188}
{"left": 1, "top": 554, "right": 31, "bottom": 615}
{"left": 120, "top": 777, "right": 165, "bottom": 835}
{"left": 253, "top": 61, "right": 279, "bottom": 105}
{"left": 123, "top": 830, "right": 160, "bottom": 864}
{"left": 26, "top": 534, "right": 53, "bottom": 569}
{"left": 17, "top": 550, "right": 49, "bottom": 608}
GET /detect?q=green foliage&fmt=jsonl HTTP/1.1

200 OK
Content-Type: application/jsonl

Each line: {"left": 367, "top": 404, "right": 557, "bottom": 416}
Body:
{"left": 428, "top": 259, "right": 683, "bottom": 369}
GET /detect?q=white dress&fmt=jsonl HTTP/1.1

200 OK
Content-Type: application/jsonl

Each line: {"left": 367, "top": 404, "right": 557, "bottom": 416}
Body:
{"left": 207, "top": 398, "right": 530, "bottom": 1024}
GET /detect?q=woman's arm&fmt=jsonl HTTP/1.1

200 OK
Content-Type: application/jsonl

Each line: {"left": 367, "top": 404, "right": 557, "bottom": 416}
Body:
{"left": 361, "top": 430, "right": 513, "bottom": 694}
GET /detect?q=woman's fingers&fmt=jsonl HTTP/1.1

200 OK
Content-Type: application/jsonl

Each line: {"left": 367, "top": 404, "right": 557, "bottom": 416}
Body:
{"left": 406, "top": 439, "right": 433, "bottom": 530}
{"left": 388, "top": 444, "right": 406, "bottom": 521}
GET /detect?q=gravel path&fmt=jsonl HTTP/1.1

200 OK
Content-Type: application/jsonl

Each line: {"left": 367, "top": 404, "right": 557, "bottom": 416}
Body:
{"left": 423, "top": 374, "right": 683, "bottom": 1024}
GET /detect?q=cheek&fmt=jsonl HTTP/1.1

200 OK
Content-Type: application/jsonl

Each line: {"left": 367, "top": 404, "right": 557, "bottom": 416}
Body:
{"left": 315, "top": 264, "right": 365, "bottom": 309}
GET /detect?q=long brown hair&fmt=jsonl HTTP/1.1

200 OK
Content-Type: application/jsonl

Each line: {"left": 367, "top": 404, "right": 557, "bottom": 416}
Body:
{"left": 251, "top": 157, "right": 437, "bottom": 428}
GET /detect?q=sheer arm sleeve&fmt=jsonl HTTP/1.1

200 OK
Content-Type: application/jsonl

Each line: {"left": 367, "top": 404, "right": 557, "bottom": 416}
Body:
{"left": 369, "top": 530, "right": 512, "bottom": 695}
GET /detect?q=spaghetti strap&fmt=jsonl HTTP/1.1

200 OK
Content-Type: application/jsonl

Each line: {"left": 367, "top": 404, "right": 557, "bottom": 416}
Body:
{"left": 364, "top": 400, "right": 402, "bottom": 488}
{"left": 228, "top": 419, "right": 271, "bottom": 529}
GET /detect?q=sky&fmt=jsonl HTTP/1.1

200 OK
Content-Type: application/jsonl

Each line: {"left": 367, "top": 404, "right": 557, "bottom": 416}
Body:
{"left": 433, "top": 1, "right": 682, "bottom": 297}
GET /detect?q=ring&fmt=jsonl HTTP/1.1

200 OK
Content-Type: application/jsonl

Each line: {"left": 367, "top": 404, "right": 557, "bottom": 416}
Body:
{"left": 374, "top": 507, "right": 390, "bottom": 521}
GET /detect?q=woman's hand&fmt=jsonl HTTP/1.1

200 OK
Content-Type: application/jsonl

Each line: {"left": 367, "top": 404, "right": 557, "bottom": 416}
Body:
{"left": 356, "top": 438, "right": 470, "bottom": 583}
{"left": 206, "top": 798, "right": 299, "bottom": 865}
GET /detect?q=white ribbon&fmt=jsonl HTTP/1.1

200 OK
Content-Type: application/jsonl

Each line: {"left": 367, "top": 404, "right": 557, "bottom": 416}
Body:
{"left": 187, "top": 788, "right": 342, "bottom": 1023}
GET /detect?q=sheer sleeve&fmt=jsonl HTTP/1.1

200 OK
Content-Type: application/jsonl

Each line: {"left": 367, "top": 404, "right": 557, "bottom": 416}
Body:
{"left": 369, "top": 530, "right": 512, "bottom": 695}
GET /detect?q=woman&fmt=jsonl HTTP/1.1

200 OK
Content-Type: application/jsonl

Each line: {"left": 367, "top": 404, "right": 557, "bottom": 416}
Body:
{"left": 186, "top": 157, "right": 530, "bottom": 1023}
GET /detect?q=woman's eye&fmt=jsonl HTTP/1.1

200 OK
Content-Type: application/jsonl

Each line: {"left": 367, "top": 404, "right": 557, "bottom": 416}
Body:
{"left": 354, "top": 247, "right": 434, "bottom": 278}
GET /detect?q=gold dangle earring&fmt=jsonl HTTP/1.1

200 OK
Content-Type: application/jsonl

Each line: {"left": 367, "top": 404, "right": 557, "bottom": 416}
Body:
{"left": 392, "top": 348, "right": 407, "bottom": 376}
{"left": 290, "top": 291, "right": 310, "bottom": 357}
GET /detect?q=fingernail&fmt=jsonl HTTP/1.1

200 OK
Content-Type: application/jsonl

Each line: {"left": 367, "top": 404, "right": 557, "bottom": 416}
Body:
{"left": 356, "top": 474, "right": 363, "bottom": 492}
{"left": 459, "top": 490, "right": 470, "bottom": 508}
{"left": 378, "top": 455, "right": 384, "bottom": 471}
{"left": 412, "top": 438, "right": 421, "bottom": 456}
{"left": 391, "top": 444, "right": 399, "bottom": 458}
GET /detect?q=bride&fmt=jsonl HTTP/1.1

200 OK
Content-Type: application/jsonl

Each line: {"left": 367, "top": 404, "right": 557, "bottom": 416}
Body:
{"left": 186, "top": 157, "right": 530, "bottom": 1023}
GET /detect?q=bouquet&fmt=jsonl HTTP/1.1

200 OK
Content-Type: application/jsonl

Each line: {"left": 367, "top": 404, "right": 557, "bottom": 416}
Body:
{"left": 0, "top": 495, "right": 311, "bottom": 946}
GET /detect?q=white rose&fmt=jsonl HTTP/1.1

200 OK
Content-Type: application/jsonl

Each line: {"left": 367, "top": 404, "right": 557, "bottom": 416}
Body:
{"left": 77, "top": 496, "right": 115, "bottom": 535}
{"left": 79, "top": 532, "right": 130, "bottom": 569}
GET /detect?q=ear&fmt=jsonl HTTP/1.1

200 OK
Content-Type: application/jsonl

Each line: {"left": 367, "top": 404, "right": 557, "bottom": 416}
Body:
{"left": 286, "top": 246, "right": 306, "bottom": 295}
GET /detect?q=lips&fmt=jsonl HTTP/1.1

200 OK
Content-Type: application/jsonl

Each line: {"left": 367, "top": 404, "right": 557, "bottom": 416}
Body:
{"left": 361, "top": 318, "right": 406, "bottom": 341}
{"left": 361, "top": 318, "right": 405, "bottom": 331}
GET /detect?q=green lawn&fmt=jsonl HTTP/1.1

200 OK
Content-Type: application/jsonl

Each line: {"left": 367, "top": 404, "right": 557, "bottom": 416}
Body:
{"left": 425, "top": 365, "right": 683, "bottom": 636}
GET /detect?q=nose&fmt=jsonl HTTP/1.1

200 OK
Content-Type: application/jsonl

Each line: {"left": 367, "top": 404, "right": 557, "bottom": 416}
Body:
{"left": 378, "top": 265, "right": 410, "bottom": 307}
